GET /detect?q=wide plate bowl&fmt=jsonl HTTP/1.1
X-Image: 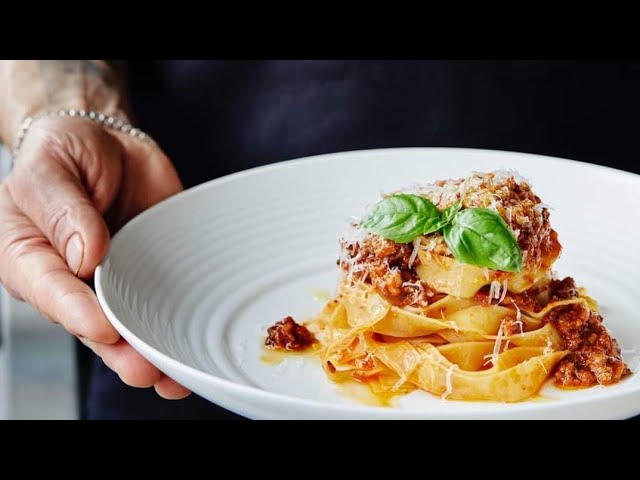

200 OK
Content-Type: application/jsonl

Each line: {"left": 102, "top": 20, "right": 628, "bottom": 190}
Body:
{"left": 96, "top": 148, "right": 640, "bottom": 419}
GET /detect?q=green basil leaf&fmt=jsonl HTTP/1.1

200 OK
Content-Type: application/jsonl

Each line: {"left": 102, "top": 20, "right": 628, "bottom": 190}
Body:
{"left": 360, "top": 194, "right": 443, "bottom": 243}
{"left": 441, "top": 200, "right": 462, "bottom": 225}
{"left": 416, "top": 200, "right": 462, "bottom": 233}
{"left": 442, "top": 208, "right": 523, "bottom": 272}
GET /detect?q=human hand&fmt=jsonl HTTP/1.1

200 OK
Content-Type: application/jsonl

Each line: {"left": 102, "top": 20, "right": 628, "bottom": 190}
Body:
{"left": 0, "top": 115, "right": 191, "bottom": 399}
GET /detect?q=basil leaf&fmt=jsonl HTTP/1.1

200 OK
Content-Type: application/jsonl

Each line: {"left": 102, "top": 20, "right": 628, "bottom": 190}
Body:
{"left": 416, "top": 200, "right": 462, "bottom": 233}
{"left": 361, "top": 194, "right": 443, "bottom": 243}
{"left": 443, "top": 208, "right": 523, "bottom": 272}
{"left": 441, "top": 200, "right": 462, "bottom": 225}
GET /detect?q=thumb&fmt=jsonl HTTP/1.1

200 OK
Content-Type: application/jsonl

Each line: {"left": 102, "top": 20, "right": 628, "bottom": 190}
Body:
{"left": 8, "top": 121, "right": 123, "bottom": 278}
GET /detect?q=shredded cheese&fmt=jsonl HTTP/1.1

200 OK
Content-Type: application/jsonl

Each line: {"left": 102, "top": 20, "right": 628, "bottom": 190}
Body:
{"left": 358, "top": 270, "right": 369, "bottom": 285}
{"left": 408, "top": 237, "right": 422, "bottom": 269}
{"left": 341, "top": 224, "right": 370, "bottom": 249}
{"left": 482, "top": 267, "right": 490, "bottom": 281}
{"left": 483, "top": 353, "right": 493, "bottom": 367}
{"left": 403, "top": 280, "right": 425, "bottom": 304}
{"left": 533, "top": 203, "right": 551, "bottom": 213}
{"left": 402, "top": 280, "right": 423, "bottom": 289}
{"left": 537, "top": 359, "right": 548, "bottom": 374}
{"left": 512, "top": 300, "right": 522, "bottom": 323}
{"left": 392, "top": 375, "right": 408, "bottom": 392}
{"left": 513, "top": 320, "right": 524, "bottom": 336}
{"left": 489, "top": 280, "right": 502, "bottom": 305}
{"left": 489, "top": 319, "right": 507, "bottom": 368}
{"left": 441, "top": 364, "right": 458, "bottom": 400}
{"left": 498, "top": 279, "right": 509, "bottom": 304}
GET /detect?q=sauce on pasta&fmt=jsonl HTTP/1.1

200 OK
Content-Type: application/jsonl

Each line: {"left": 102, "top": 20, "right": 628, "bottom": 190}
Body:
{"left": 265, "top": 171, "right": 631, "bottom": 402}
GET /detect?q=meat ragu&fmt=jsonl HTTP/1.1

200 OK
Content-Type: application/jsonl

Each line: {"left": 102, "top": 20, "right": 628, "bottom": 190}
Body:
{"left": 339, "top": 235, "right": 437, "bottom": 308}
{"left": 551, "top": 306, "right": 630, "bottom": 387}
{"left": 264, "top": 171, "right": 631, "bottom": 402}
{"left": 265, "top": 316, "right": 316, "bottom": 352}
{"left": 476, "top": 277, "right": 631, "bottom": 387}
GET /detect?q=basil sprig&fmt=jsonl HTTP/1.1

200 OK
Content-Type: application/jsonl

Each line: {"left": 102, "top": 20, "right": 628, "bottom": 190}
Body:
{"left": 360, "top": 194, "right": 523, "bottom": 272}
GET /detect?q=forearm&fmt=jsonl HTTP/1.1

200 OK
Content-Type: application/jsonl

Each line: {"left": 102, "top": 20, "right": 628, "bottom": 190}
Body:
{"left": 0, "top": 60, "right": 130, "bottom": 146}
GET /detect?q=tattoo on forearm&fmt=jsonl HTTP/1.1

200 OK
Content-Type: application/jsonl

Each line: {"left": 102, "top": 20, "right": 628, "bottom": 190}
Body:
{"left": 36, "top": 60, "right": 123, "bottom": 107}
{"left": 0, "top": 60, "right": 130, "bottom": 143}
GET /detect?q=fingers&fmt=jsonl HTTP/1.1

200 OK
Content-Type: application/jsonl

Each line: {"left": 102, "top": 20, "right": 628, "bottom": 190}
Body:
{"left": 1, "top": 119, "right": 191, "bottom": 400}
{"left": 0, "top": 189, "right": 188, "bottom": 395}
{"left": 154, "top": 375, "right": 192, "bottom": 400}
{"left": 81, "top": 337, "right": 191, "bottom": 398}
{"left": 8, "top": 120, "right": 123, "bottom": 279}
{"left": 1, "top": 118, "right": 192, "bottom": 401}
{"left": 0, "top": 185, "right": 120, "bottom": 344}
{"left": 81, "top": 337, "right": 162, "bottom": 387}
{"left": 13, "top": 171, "right": 110, "bottom": 280}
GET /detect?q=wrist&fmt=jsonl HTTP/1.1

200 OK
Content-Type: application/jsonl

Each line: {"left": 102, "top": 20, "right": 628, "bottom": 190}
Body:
{"left": 2, "top": 99, "right": 131, "bottom": 148}
{"left": 13, "top": 109, "right": 153, "bottom": 159}
{"left": 0, "top": 60, "right": 131, "bottom": 147}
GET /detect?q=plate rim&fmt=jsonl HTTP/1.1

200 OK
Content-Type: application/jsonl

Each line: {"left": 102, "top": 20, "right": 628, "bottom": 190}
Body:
{"left": 95, "top": 147, "right": 640, "bottom": 417}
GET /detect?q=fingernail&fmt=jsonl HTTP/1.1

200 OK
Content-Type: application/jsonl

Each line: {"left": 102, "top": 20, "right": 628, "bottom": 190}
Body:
{"left": 66, "top": 233, "right": 84, "bottom": 275}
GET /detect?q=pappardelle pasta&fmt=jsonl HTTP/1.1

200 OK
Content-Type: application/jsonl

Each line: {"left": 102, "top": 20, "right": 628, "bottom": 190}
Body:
{"left": 265, "top": 170, "right": 631, "bottom": 402}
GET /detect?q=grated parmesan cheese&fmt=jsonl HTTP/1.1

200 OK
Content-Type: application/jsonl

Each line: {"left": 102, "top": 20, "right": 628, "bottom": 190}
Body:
{"left": 441, "top": 364, "right": 458, "bottom": 400}
{"left": 341, "top": 224, "right": 371, "bottom": 248}
{"left": 512, "top": 320, "right": 524, "bottom": 337}
{"left": 408, "top": 236, "right": 422, "bottom": 269}
{"left": 489, "top": 319, "right": 507, "bottom": 368}
{"left": 498, "top": 279, "right": 509, "bottom": 304}
{"left": 483, "top": 353, "right": 493, "bottom": 368}
{"left": 537, "top": 359, "right": 548, "bottom": 374}
{"left": 489, "top": 280, "right": 502, "bottom": 304}
{"left": 392, "top": 375, "right": 408, "bottom": 392}
{"left": 533, "top": 203, "right": 551, "bottom": 213}
{"left": 511, "top": 300, "right": 524, "bottom": 335}
{"left": 339, "top": 170, "right": 555, "bottom": 298}
{"left": 402, "top": 279, "right": 425, "bottom": 304}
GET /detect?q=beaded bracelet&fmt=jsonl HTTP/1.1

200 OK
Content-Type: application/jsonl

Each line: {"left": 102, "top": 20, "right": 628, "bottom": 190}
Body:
{"left": 12, "top": 109, "right": 154, "bottom": 158}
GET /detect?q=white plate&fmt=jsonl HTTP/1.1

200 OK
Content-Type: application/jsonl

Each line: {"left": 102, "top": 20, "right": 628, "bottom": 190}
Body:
{"left": 95, "top": 148, "right": 640, "bottom": 419}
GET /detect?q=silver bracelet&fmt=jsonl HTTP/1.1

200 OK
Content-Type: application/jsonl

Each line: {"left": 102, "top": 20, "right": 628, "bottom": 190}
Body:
{"left": 12, "top": 109, "right": 154, "bottom": 159}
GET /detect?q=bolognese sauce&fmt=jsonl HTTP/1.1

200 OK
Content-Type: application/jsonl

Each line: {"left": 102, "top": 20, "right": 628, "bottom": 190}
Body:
{"left": 265, "top": 316, "right": 316, "bottom": 352}
{"left": 475, "top": 276, "right": 631, "bottom": 387}
{"left": 264, "top": 171, "right": 631, "bottom": 401}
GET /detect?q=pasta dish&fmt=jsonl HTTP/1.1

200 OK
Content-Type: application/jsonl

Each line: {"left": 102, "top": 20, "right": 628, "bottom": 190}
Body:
{"left": 265, "top": 170, "right": 630, "bottom": 402}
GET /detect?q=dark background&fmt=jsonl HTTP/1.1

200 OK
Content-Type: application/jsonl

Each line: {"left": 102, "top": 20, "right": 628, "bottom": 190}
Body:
{"left": 83, "top": 60, "right": 640, "bottom": 419}
{"left": 129, "top": 60, "right": 640, "bottom": 187}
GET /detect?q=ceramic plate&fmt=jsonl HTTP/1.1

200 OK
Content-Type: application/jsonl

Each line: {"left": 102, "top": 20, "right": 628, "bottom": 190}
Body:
{"left": 95, "top": 148, "right": 640, "bottom": 419}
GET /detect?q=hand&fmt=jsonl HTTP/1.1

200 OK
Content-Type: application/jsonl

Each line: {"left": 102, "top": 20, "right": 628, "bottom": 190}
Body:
{"left": 0, "top": 115, "right": 191, "bottom": 399}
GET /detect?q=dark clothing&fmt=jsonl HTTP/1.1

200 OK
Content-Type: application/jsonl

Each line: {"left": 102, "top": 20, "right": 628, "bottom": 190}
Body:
{"left": 128, "top": 60, "right": 640, "bottom": 189}
{"left": 86, "top": 356, "right": 242, "bottom": 420}
{"left": 86, "top": 60, "right": 640, "bottom": 419}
